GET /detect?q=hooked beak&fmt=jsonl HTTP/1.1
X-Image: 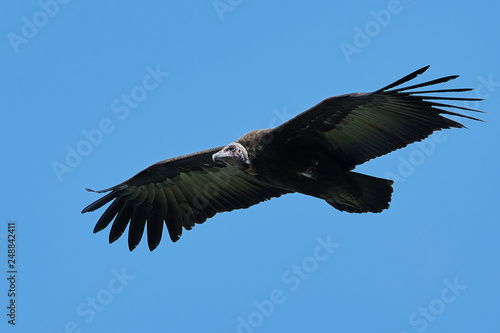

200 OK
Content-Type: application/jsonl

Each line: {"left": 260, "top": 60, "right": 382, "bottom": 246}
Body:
{"left": 212, "top": 149, "right": 230, "bottom": 163}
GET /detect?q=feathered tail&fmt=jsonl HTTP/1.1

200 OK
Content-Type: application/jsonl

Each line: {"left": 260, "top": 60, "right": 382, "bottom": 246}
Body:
{"left": 325, "top": 172, "right": 394, "bottom": 213}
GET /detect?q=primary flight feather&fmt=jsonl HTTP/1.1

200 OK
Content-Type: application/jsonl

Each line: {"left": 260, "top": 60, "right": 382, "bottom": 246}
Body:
{"left": 82, "top": 66, "right": 482, "bottom": 251}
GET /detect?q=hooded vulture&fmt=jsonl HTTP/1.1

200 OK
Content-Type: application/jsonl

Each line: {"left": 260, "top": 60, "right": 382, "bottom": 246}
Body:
{"left": 82, "top": 66, "right": 482, "bottom": 251}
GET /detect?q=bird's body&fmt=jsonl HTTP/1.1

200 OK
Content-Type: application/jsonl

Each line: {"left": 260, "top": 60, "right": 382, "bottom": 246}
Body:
{"left": 82, "top": 66, "right": 482, "bottom": 251}
{"left": 233, "top": 129, "right": 393, "bottom": 213}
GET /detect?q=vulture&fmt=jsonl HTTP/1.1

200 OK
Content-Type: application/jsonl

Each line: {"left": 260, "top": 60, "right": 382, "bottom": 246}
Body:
{"left": 82, "top": 66, "right": 482, "bottom": 251}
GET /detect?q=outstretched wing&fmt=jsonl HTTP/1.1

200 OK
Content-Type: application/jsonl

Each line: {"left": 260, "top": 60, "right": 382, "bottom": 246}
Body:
{"left": 82, "top": 147, "right": 288, "bottom": 251}
{"left": 271, "top": 66, "right": 483, "bottom": 170}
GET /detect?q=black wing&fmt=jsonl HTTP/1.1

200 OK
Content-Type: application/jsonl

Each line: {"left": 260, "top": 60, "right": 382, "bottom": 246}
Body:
{"left": 82, "top": 147, "right": 287, "bottom": 251}
{"left": 271, "top": 66, "right": 483, "bottom": 170}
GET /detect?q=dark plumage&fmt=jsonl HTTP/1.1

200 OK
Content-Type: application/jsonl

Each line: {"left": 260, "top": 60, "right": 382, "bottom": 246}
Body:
{"left": 82, "top": 66, "right": 482, "bottom": 251}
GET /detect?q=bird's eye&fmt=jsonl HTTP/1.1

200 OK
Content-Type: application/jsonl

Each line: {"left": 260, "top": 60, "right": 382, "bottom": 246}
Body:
{"left": 228, "top": 145, "right": 236, "bottom": 152}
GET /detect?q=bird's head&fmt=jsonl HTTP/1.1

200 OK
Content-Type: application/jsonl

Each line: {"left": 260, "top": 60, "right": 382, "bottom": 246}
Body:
{"left": 212, "top": 143, "right": 251, "bottom": 169}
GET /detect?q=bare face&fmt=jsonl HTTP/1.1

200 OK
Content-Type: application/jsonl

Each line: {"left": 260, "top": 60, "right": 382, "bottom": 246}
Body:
{"left": 212, "top": 143, "right": 250, "bottom": 169}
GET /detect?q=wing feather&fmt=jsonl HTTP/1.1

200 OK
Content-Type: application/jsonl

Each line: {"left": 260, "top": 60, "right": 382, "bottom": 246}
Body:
{"left": 146, "top": 205, "right": 163, "bottom": 251}
{"left": 109, "top": 200, "right": 134, "bottom": 243}
{"left": 162, "top": 187, "right": 183, "bottom": 242}
{"left": 93, "top": 196, "right": 124, "bottom": 233}
{"left": 128, "top": 205, "right": 147, "bottom": 250}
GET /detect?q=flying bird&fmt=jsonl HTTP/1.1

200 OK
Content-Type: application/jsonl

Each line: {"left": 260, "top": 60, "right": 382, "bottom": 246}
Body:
{"left": 82, "top": 66, "right": 482, "bottom": 251}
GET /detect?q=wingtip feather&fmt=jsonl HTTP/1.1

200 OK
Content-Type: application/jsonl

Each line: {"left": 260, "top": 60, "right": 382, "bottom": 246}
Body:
{"left": 373, "top": 65, "right": 431, "bottom": 93}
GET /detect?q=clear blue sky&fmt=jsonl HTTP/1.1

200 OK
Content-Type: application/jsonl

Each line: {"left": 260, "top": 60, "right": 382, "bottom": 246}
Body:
{"left": 1, "top": 1, "right": 499, "bottom": 332}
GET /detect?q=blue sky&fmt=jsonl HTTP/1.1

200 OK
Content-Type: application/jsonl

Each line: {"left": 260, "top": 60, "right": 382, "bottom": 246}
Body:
{"left": 1, "top": 1, "right": 499, "bottom": 332}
